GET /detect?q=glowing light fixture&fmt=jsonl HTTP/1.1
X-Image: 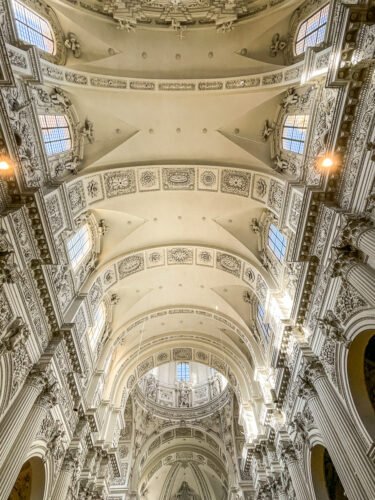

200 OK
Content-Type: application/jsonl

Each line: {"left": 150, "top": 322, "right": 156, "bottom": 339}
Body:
{"left": 321, "top": 156, "right": 334, "bottom": 168}
{"left": 0, "top": 159, "right": 10, "bottom": 170}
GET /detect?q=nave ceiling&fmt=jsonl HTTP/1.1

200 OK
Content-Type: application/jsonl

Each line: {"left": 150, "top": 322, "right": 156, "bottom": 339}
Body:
{"left": 2, "top": 0, "right": 375, "bottom": 498}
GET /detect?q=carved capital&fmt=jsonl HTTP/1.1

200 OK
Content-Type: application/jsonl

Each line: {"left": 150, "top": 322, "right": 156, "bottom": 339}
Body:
{"left": 331, "top": 249, "right": 360, "bottom": 279}
{"left": 26, "top": 368, "right": 48, "bottom": 391}
{"left": 62, "top": 448, "right": 81, "bottom": 472}
{"left": 280, "top": 444, "right": 297, "bottom": 465}
{"left": 341, "top": 214, "right": 372, "bottom": 244}
{"left": 298, "top": 377, "right": 317, "bottom": 401}
{"left": 35, "top": 381, "right": 60, "bottom": 410}
{"left": 304, "top": 358, "right": 326, "bottom": 384}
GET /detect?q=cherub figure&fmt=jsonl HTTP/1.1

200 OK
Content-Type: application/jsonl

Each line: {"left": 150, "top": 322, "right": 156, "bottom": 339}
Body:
{"left": 64, "top": 33, "right": 81, "bottom": 58}
{"left": 80, "top": 119, "right": 95, "bottom": 143}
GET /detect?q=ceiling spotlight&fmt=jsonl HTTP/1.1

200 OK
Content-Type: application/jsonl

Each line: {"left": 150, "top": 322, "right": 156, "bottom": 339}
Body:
{"left": 321, "top": 157, "right": 333, "bottom": 168}
{"left": 0, "top": 160, "right": 10, "bottom": 170}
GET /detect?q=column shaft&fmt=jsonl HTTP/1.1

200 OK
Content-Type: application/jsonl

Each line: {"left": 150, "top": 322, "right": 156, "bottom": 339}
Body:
{"left": 315, "top": 376, "right": 375, "bottom": 498}
{"left": 346, "top": 262, "right": 375, "bottom": 306}
{"left": 355, "top": 227, "right": 375, "bottom": 258}
{"left": 0, "top": 403, "right": 47, "bottom": 500}
{"left": 308, "top": 395, "right": 368, "bottom": 500}
{"left": 287, "top": 460, "right": 312, "bottom": 500}
{"left": 51, "top": 468, "right": 74, "bottom": 500}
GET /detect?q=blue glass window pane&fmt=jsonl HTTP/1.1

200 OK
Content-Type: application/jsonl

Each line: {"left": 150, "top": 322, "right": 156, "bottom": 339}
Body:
{"left": 257, "top": 302, "right": 270, "bottom": 344}
{"left": 13, "top": 1, "right": 55, "bottom": 54}
{"left": 177, "top": 362, "right": 190, "bottom": 381}
{"left": 39, "top": 114, "right": 72, "bottom": 156}
{"left": 268, "top": 224, "right": 287, "bottom": 261}
{"left": 67, "top": 225, "right": 91, "bottom": 270}
{"left": 282, "top": 114, "right": 309, "bottom": 155}
{"left": 295, "top": 4, "right": 329, "bottom": 55}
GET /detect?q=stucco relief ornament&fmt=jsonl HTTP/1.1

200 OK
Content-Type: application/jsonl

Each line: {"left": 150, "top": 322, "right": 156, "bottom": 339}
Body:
{"left": 64, "top": 33, "right": 81, "bottom": 58}
{"left": 318, "top": 310, "right": 350, "bottom": 346}
{"left": 281, "top": 88, "right": 299, "bottom": 109}
{"left": 0, "top": 317, "right": 30, "bottom": 355}
{"left": 116, "top": 19, "right": 136, "bottom": 32}
{"left": 250, "top": 218, "right": 260, "bottom": 233}
{"left": 272, "top": 155, "right": 288, "bottom": 173}
{"left": 98, "top": 219, "right": 110, "bottom": 235}
{"left": 262, "top": 120, "right": 274, "bottom": 141}
{"left": 269, "top": 33, "right": 287, "bottom": 57}
{"left": 50, "top": 88, "right": 72, "bottom": 109}
{"left": 80, "top": 119, "right": 95, "bottom": 143}
{"left": 64, "top": 155, "right": 81, "bottom": 175}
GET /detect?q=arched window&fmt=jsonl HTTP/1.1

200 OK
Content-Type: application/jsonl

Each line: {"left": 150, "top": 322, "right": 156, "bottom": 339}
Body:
{"left": 257, "top": 302, "right": 270, "bottom": 344}
{"left": 295, "top": 4, "right": 329, "bottom": 55}
{"left": 13, "top": 0, "right": 55, "bottom": 54}
{"left": 268, "top": 224, "right": 287, "bottom": 261}
{"left": 282, "top": 114, "right": 309, "bottom": 154}
{"left": 90, "top": 303, "right": 106, "bottom": 349}
{"left": 39, "top": 115, "right": 72, "bottom": 156}
{"left": 67, "top": 224, "right": 91, "bottom": 270}
{"left": 177, "top": 362, "right": 190, "bottom": 381}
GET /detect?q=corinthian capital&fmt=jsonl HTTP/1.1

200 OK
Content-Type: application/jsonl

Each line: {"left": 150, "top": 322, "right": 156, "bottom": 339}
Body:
{"left": 35, "top": 381, "right": 60, "bottom": 410}
{"left": 304, "top": 358, "right": 326, "bottom": 383}
{"left": 331, "top": 246, "right": 360, "bottom": 278}
{"left": 298, "top": 376, "right": 317, "bottom": 401}
{"left": 26, "top": 367, "right": 48, "bottom": 391}
{"left": 280, "top": 444, "right": 297, "bottom": 465}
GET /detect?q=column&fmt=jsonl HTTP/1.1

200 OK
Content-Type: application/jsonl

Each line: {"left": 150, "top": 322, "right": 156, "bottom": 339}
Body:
{"left": 299, "top": 377, "right": 368, "bottom": 500}
{"left": 342, "top": 217, "right": 375, "bottom": 258}
{"left": 0, "top": 382, "right": 59, "bottom": 500}
{"left": 332, "top": 254, "right": 375, "bottom": 306}
{"left": 280, "top": 446, "right": 312, "bottom": 500}
{"left": 51, "top": 450, "right": 79, "bottom": 500}
{"left": 306, "top": 360, "right": 375, "bottom": 499}
{"left": 0, "top": 368, "right": 46, "bottom": 469}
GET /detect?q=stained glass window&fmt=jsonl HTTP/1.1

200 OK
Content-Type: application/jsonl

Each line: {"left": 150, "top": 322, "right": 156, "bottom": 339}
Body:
{"left": 282, "top": 114, "right": 309, "bottom": 154}
{"left": 177, "top": 362, "right": 190, "bottom": 381}
{"left": 268, "top": 224, "right": 287, "bottom": 261}
{"left": 295, "top": 4, "right": 329, "bottom": 55}
{"left": 257, "top": 302, "right": 270, "bottom": 344}
{"left": 39, "top": 115, "right": 72, "bottom": 156}
{"left": 67, "top": 225, "right": 91, "bottom": 270}
{"left": 13, "top": 1, "right": 55, "bottom": 54}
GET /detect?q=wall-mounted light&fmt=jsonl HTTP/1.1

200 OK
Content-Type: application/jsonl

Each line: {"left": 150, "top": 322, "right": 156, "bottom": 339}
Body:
{"left": 0, "top": 158, "right": 10, "bottom": 170}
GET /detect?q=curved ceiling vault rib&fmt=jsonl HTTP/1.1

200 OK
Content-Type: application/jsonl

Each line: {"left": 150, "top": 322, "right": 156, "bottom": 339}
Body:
{"left": 98, "top": 305, "right": 263, "bottom": 372}
{"left": 107, "top": 333, "right": 257, "bottom": 407}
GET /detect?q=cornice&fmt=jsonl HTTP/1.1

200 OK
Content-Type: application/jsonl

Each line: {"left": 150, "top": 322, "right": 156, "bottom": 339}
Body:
{"left": 7, "top": 42, "right": 331, "bottom": 94}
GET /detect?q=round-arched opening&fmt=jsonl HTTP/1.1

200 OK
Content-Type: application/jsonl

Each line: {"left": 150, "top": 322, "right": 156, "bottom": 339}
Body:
{"left": 347, "top": 330, "right": 375, "bottom": 441}
{"left": 9, "top": 457, "right": 45, "bottom": 500}
{"left": 311, "top": 445, "right": 345, "bottom": 500}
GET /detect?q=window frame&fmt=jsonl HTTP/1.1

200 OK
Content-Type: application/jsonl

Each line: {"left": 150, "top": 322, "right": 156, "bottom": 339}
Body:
{"left": 90, "top": 303, "right": 106, "bottom": 350}
{"left": 268, "top": 224, "right": 287, "bottom": 262}
{"left": 39, "top": 114, "right": 72, "bottom": 157}
{"left": 257, "top": 302, "right": 270, "bottom": 344}
{"left": 295, "top": 4, "right": 329, "bottom": 56}
{"left": 177, "top": 362, "right": 190, "bottom": 382}
{"left": 13, "top": 0, "right": 55, "bottom": 54}
{"left": 67, "top": 224, "right": 91, "bottom": 271}
{"left": 281, "top": 114, "right": 309, "bottom": 155}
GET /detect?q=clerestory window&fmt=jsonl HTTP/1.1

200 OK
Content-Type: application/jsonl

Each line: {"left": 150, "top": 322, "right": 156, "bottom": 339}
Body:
{"left": 282, "top": 114, "right": 309, "bottom": 155}
{"left": 39, "top": 115, "right": 72, "bottom": 156}
{"left": 268, "top": 224, "right": 287, "bottom": 262}
{"left": 13, "top": 1, "right": 55, "bottom": 54}
{"left": 295, "top": 4, "right": 329, "bottom": 55}
{"left": 90, "top": 303, "right": 105, "bottom": 349}
{"left": 257, "top": 302, "right": 270, "bottom": 344}
{"left": 177, "top": 362, "right": 190, "bottom": 382}
{"left": 67, "top": 224, "right": 91, "bottom": 270}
